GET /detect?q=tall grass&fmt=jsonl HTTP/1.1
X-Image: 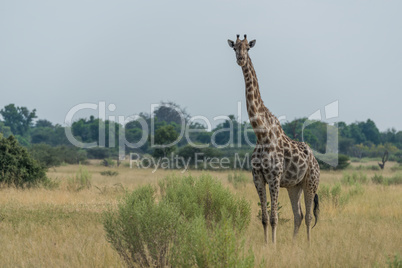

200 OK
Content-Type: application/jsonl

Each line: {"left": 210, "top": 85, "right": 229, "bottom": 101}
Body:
{"left": 66, "top": 165, "right": 92, "bottom": 192}
{"left": 0, "top": 164, "right": 400, "bottom": 267}
{"left": 227, "top": 172, "right": 249, "bottom": 189}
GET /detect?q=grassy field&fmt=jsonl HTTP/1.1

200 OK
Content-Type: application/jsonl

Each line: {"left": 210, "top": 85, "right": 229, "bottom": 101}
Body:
{"left": 0, "top": 161, "right": 401, "bottom": 267}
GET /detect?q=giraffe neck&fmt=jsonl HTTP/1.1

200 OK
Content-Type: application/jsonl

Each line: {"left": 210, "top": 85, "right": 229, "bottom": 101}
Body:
{"left": 241, "top": 55, "right": 281, "bottom": 144}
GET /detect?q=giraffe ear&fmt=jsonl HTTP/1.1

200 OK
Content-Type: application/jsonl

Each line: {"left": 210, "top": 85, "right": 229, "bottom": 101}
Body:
{"left": 249, "top": 40, "right": 256, "bottom": 48}
{"left": 228, "top": 39, "right": 235, "bottom": 48}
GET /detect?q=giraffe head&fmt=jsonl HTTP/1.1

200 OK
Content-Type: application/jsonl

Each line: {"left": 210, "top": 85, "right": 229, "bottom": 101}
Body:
{"left": 228, "top": 34, "right": 256, "bottom": 67}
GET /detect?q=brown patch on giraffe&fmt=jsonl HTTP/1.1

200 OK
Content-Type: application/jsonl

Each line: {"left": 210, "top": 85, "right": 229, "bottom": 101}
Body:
{"left": 289, "top": 162, "right": 297, "bottom": 173}
{"left": 284, "top": 149, "right": 291, "bottom": 159}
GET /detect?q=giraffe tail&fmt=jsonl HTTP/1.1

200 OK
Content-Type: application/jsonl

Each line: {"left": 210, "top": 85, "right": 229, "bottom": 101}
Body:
{"left": 312, "top": 193, "right": 319, "bottom": 229}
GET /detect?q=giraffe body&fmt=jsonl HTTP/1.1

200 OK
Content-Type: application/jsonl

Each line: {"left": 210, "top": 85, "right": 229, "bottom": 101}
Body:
{"left": 228, "top": 35, "right": 320, "bottom": 244}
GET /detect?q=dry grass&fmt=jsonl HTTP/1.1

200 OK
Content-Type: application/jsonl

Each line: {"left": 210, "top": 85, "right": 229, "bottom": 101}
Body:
{"left": 0, "top": 161, "right": 401, "bottom": 267}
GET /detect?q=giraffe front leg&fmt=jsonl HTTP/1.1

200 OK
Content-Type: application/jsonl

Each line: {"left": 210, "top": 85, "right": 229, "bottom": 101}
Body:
{"left": 267, "top": 178, "right": 280, "bottom": 244}
{"left": 253, "top": 170, "right": 268, "bottom": 244}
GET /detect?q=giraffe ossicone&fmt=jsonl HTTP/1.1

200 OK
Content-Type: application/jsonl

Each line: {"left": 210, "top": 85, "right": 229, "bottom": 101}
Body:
{"left": 228, "top": 34, "right": 320, "bottom": 244}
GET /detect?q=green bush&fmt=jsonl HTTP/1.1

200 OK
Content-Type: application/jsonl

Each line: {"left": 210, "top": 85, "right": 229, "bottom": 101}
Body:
{"left": 159, "top": 174, "right": 251, "bottom": 232}
{"left": 228, "top": 172, "right": 249, "bottom": 188}
{"left": 29, "top": 144, "right": 87, "bottom": 167}
{"left": 318, "top": 154, "right": 350, "bottom": 170}
{"left": 171, "top": 212, "right": 254, "bottom": 268}
{"left": 0, "top": 135, "right": 47, "bottom": 187}
{"left": 100, "top": 170, "right": 119, "bottom": 176}
{"left": 318, "top": 183, "right": 353, "bottom": 208}
{"left": 67, "top": 165, "right": 92, "bottom": 192}
{"left": 104, "top": 185, "right": 180, "bottom": 267}
{"left": 341, "top": 172, "right": 368, "bottom": 185}
{"left": 354, "top": 164, "right": 380, "bottom": 171}
{"left": 372, "top": 173, "right": 402, "bottom": 185}
{"left": 103, "top": 174, "right": 253, "bottom": 268}
{"left": 102, "top": 158, "right": 116, "bottom": 167}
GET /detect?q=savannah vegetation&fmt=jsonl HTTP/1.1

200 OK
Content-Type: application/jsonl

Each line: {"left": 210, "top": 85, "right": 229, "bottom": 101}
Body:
{"left": 1, "top": 102, "right": 402, "bottom": 267}
{"left": 0, "top": 161, "right": 401, "bottom": 267}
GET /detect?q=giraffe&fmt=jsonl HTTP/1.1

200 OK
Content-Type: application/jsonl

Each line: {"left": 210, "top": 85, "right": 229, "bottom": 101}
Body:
{"left": 228, "top": 35, "right": 320, "bottom": 244}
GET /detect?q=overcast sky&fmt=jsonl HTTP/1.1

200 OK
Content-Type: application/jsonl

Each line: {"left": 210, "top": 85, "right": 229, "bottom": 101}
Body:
{"left": 1, "top": 0, "right": 401, "bottom": 131}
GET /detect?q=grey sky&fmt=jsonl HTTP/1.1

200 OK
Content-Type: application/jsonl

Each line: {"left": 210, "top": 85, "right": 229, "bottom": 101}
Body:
{"left": 1, "top": 0, "right": 401, "bottom": 131}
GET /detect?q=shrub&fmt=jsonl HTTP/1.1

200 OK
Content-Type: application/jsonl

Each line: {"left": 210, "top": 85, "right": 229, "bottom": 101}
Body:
{"left": 100, "top": 170, "right": 119, "bottom": 176}
{"left": 159, "top": 174, "right": 251, "bottom": 232}
{"left": 104, "top": 174, "right": 253, "bottom": 268}
{"left": 102, "top": 158, "right": 115, "bottom": 167}
{"left": 171, "top": 213, "right": 254, "bottom": 268}
{"left": 67, "top": 165, "right": 92, "bottom": 192}
{"left": 228, "top": 172, "right": 249, "bottom": 188}
{"left": 341, "top": 172, "right": 368, "bottom": 185}
{"left": 29, "top": 144, "right": 88, "bottom": 167}
{"left": 372, "top": 173, "right": 402, "bottom": 185}
{"left": 354, "top": 164, "right": 380, "bottom": 171}
{"left": 104, "top": 185, "right": 180, "bottom": 267}
{"left": 0, "top": 135, "right": 47, "bottom": 187}
{"left": 318, "top": 154, "right": 350, "bottom": 170}
{"left": 318, "top": 183, "right": 353, "bottom": 208}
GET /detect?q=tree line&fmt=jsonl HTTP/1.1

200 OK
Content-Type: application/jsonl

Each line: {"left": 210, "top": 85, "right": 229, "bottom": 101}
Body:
{"left": 1, "top": 102, "right": 401, "bottom": 169}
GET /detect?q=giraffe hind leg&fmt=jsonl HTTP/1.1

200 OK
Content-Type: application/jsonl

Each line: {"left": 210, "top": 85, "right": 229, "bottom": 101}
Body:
{"left": 303, "top": 173, "right": 319, "bottom": 242}
{"left": 287, "top": 185, "right": 303, "bottom": 239}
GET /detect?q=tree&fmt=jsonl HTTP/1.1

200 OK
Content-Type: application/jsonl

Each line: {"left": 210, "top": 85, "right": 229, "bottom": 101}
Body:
{"left": 153, "top": 101, "right": 190, "bottom": 125}
{"left": 0, "top": 122, "right": 12, "bottom": 138}
{"left": 35, "top": 119, "right": 53, "bottom": 128}
{"left": 152, "top": 125, "right": 179, "bottom": 157}
{"left": 360, "top": 119, "right": 381, "bottom": 145}
{"left": 0, "top": 134, "right": 46, "bottom": 187}
{"left": 0, "top": 104, "right": 37, "bottom": 136}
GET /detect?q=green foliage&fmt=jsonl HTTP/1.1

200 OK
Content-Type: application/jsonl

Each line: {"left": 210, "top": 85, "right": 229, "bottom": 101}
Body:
{"left": 354, "top": 164, "right": 380, "bottom": 171}
{"left": 341, "top": 172, "right": 368, "bottom": 185}
{"left": 71, "top": 116, "right": 120, "bottom": 148}
{"left": 0, "top": 104, "right": 37, "bottom": 136}
{"left": 0, "top": 135, "right": 47, "bottom": 187}
{"left": 372, "top": 173, "right": 402, "bottom": 185}
{"left": 100, "top": 170, "right": 119, "bottom": 176}
{"left": 228, "top": 172, "right": 249, "bottom": 188}
{"left": 67, "top": 165, "right": 92, "bottom": 192}
{"left": 319, "top": 182, "right": 364, "bottom": 208}
{"left": 159, "top": 174, "right": 251, "bottom": 232}
{"left": 152, "top": 125, "right": 179, "bottom": 157}
{"left": 387, "top": 254, "right": 402, "bottom": 268}
{"left": 104, "top": 185, "right": 180, "bottom": 267}
{"left": 318, "top": 154, "right": 350, "bottom": 170}
{"left": 177, "top": 144, "right": 223, "bottom": 165}
{"left": 0, "top": 122, "right": 12, "bottom": 138}
{"left": 171, "top": 212, "right": 255, "bottom": 268}
{"left": 29, "top": 144, "right": 87, "bottom": 167}
{"left": 103, "top": 174, "right": 253, "bottom": 268}
{"left": 102, "top": 158, "right": 115, "bottom": 167}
